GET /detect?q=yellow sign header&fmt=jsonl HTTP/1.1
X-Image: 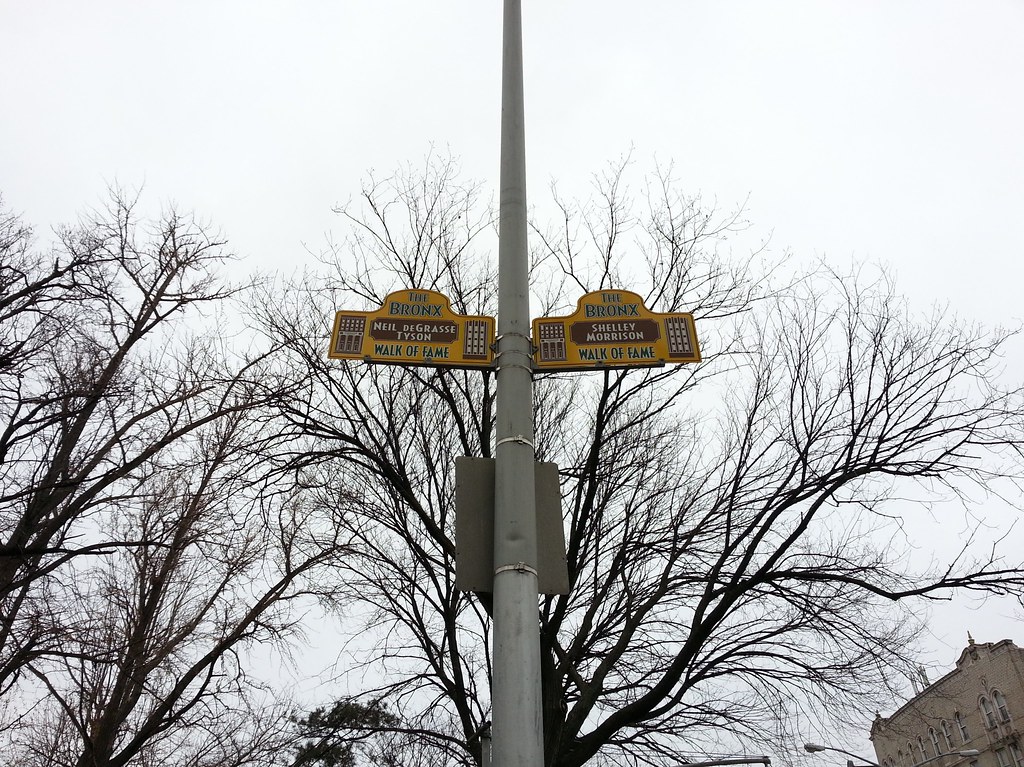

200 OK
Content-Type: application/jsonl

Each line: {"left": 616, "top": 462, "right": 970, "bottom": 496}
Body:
{"left": 532, "top": 290, "right": 700, "bottom": 370}
{"left": 329, "top": 289, "right": 495, "bottom": 369}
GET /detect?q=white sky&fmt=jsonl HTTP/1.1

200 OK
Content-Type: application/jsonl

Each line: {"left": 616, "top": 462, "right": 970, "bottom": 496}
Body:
{"left": 2, "top": 0, "right": 1023, "bottom": 757}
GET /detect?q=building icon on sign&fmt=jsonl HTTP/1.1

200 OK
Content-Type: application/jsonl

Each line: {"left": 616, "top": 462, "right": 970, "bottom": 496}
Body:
{"left": 463, "top": 319, "right": 491, "bottom": 359}
{"left": 536, "top": 321, "right": 567, "bottom": 363}
{"left": 332, "top": 315, "right": 366, "bottom": 356}
{"left": 665, "top": 316, "right": 695, "bottom": 358}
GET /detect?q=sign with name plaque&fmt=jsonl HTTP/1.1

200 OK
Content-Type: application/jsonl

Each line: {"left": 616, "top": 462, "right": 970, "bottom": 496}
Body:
{"left": 329, "top": 289, "right": 495, "bottom": 369}
{"left": 532, "top": 290, "right": 701, "bottom": 371}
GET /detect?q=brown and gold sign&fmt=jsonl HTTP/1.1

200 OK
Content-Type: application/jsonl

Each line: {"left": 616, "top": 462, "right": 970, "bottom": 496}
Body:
{"left": 533, "top": 290, "right": 700, "bottom": 370}
{"left": 329, "top": 289, "right": 495, "bottom": 369}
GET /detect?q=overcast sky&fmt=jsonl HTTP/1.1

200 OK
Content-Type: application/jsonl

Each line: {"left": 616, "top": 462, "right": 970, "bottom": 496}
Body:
{"left": 2, "top": 0, "right": 1023, "bottom": 753}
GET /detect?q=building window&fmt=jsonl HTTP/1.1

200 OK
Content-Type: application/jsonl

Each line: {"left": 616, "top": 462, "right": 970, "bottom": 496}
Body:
{"left": 1011, "top": 744, "right": 1024, "bottom": 767}
{"left": 930, "top": 728, "right": 941, "bottom": 755}
{"left": 940, "top": 720, "right": 954, "bottom": 752}
{"left": 994, "top": 690, "right": 1011, "bottom": 722}
{"left": 996, "top": 748, "right": 1012, "bottom": 767}
{"left": 981, "top": 696, "right": 998, "bottom": 728}
{"left": 919, "top": 736, "right": 928, "bottom": 760}
{"left": 955, "top": 711, "right": 970, "bottom": 742}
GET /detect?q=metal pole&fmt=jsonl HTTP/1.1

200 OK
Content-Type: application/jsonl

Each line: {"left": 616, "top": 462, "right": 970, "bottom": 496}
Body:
{"left": 482, "top": 727, "right": 493, "bottom": 767}
{"left": 492, "top": 0, "right": 543, "bottom": 766}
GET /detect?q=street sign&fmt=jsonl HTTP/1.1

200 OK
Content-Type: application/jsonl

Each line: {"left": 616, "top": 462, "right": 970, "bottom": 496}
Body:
{"left": 532, "top": 289, "right": 701, "bottom": 370}
{"left": 329, "top": 289, "right": 495, "bottom": 369}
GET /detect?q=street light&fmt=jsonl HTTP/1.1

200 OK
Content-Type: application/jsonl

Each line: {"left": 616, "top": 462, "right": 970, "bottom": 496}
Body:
{"left": 804, "top": 742, "right": 883, "bottom": 767}
{"left": 681, "top": 757, "right": 772, "bottom": 767}
{"left": 803, "top": 743, "right": 981, "bottom": 767}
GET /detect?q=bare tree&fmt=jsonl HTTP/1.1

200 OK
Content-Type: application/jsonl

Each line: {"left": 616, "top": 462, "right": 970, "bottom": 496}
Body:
{"left": 10, "top": 433, "right": 349, "bottom": 767}
{"left": 1, "top": 191, "right": 248, "bottom": 688}
{"left": 0, "top": 193, "right": 350, "bottom": 766}
{"left": 263, "top": 156, "right": 1024, "bottom": 767}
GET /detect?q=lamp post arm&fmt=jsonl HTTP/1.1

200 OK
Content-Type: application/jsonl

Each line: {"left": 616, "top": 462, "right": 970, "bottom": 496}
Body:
{"left": 805, "top": 745, "right": 881, "bottom": 767}
{"left": 682, "top": 757, "right": 771, "bottom": 767}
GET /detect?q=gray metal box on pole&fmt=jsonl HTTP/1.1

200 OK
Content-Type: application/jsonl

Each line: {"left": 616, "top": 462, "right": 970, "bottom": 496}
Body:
{"left": 456, "top": 457, "right": 569, "bottom": 595}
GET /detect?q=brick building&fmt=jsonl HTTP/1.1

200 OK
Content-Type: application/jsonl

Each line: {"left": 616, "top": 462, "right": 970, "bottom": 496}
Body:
{"left": 871, "top": 638, "right": 1024, "bottom": 767}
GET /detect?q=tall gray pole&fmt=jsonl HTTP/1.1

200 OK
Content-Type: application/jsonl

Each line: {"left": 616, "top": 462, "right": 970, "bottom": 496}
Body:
{"left": 492, "top": 0, "right": 544, "bottom": 765}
